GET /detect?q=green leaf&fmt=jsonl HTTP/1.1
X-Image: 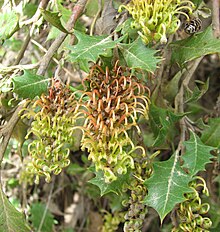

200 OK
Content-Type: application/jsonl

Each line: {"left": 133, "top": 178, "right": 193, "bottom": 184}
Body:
{"left": 41, "top": 9, "right": 70, "bottom": 34}
{"left": 170, "top": 26, "right": 220, "bottom": 67}
{"left": 201, "top": 117, "right": 220, "bottom": 148}
{"left": 149, "top": 104, "right": 183, "bottom": 147}
{"left": 118, "top": 37, "right": 160, "bottom": 73}
{"left": 88, "top": 169, "right": 130, "bottom": 196}
{"left": 144, "top": 153, "right": 192, "bottom": 222}
{"left": 182, "top": 131, "right": 214, "bottom": 176}
{"left": 12, "top": 70, "right": 49, "bottom": 99}
{"left": 30, "top": 202, "right": 54, "bottom": 232}
{"left": 0, "top": 187, "right": 30, "bottom": 232}
{"left": 68, "top": 30, "right": 119, "bottom": 72}
{"left": 0, "top": 10, "right": 19, "bottom": 42}
{"left": 185, "top": 79, "right": 209, "bottom": 103}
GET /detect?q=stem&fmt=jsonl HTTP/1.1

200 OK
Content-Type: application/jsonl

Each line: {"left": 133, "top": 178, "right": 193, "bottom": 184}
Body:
{"left": 0, "top": 101, "right": 27, "bottom": 165}
{"left": 14, "top": 0, "right": 49, "bottom": 65}
{"left": 175, "top": 57, "right": 203, "bottom": 152}
{"left": 37, "top": 0, "right": 88, "bottom": 76}
{"left": 212, "top": 0, "right": 220, "bottom": 38}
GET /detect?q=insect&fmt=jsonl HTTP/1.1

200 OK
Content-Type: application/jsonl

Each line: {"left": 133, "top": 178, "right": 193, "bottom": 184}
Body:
{"left": 184, "top": 18, "right": 202, "bottom": 34}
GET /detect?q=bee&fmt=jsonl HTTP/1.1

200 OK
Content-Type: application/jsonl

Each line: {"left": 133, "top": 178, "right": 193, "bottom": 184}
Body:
{"left": 184, "top": 18, "right": 202, "bottom": 34}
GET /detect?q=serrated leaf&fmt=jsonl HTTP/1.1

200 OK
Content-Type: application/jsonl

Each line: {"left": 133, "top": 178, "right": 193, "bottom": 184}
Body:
{"left": 201, "top": 117, "right": 220, "bottom": 148}
{"left": 68, "top": 30, "right": 119, "bottom": 72}
{"left": 89, "top": 169, "right": 130, "bottom": 196}
{"left": 185, "top": 79, "right": 209, "bottom": 103}
{"left": 12, "top": 70, "right": 49, "bottom": 99}
{"left": 41, "top": 9, "right": 70, "bottom": 34}
{"left": 30, "top": 202, "right": 54, "bottom": 232}
{"left": 0, "top": 10, "right": 19, "bottom": 42}
{"left": 170, "top": 26, "right": 220, "bottom": 67}
{"left": 144, "top": 153, "right": 192, "bottom": 222}
{"left": 118, "top": 37, "right": 160, "bottom": 73}
{"left": 149, "top": 104, "right": 183, "bottom": 147}
{"left": 0, "top": 187, "right": 30, "bottom": 232}
{"left": 182, "top": 131, "right": 214, "bottom": 176}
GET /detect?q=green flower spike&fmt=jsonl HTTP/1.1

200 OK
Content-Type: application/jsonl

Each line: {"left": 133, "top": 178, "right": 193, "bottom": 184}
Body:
{"left": 119, "top": 0, "right": 195, "bottom": 44}
{"left": 21, "top": 79, "right": 79, "bottom": 184}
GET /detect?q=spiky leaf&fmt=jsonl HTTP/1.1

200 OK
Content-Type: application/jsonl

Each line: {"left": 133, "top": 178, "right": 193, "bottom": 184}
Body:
{"left": 201, "top": 117, "right": 220, "bottom": 148}
{"left": 41, "top": 9, "right": 70, "bottom": 33}
{"left": 89, "top": 169, "right": 130, "bottom": 196}
{"left": 12, "top": 70, "right": 49, "bottom": 99}
{"left": 144, "top": 154, "right": 192, "bottom": 222}
{"left": 0, "top": 10, "right": 19, "bottom": 42}
{"left": 170, "top": 26, "right": 220, "bottom": 67}
{"left": 0, "top": 187, "right": 30, "bottom": 232}
{"left": 118, "top": 37, "right": 160, "bottom": 72}
{"left": 149, "top": 104, "right": 183, "bottom": 147}
{"left": 68, "top": 30, "right": 119, "bottom": 72}
{"left": 182, "top": 131, "right": 214, "bottom": 176}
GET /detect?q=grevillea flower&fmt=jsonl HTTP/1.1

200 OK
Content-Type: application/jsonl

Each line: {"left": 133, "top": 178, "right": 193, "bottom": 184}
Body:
{"left": 172, "top": 176, "right": 212, "bottom": 231}
{"left": 119, "top": 0, "right": 195, "bottom": 44}
{"left": 21, "top": 79, "right": 79, "bottom": 184}
{"left": 77, "top": 62, "right": 150, "bottom": 182}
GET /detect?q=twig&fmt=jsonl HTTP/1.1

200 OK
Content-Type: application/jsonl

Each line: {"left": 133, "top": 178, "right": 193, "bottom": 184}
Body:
{"left": 14, "top": 0, "right": 49, "bottom": 65}
{"left": 212, "top": 0, "right": 220, "bottom": 38}
{"left": 37, "top": 178, "right": 55, "bottom": 232}
{"left": 14, "top": 34, "right": 31, "bottom": 65}
{"left": 37, "top": 0, "right": 88, "bottom": 76}
{"left": 89, "top": 0, "right": 102, "bottom": 36}
{"left": 0, "top": 101, "right": 27, "bottom": 165}
{"left": 174, "top": 57, "right": 203, "bottom": 152}
{"left": 31, "top": 39, "right": 81, "bottom": 82}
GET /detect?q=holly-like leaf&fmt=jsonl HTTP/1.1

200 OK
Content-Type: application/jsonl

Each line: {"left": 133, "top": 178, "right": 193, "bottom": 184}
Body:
{"left": 149, "top": 104, "right": 183, "bottom": 147}
{"left": 0, "top": 187, "right": 30, "bottom": 232}
{"left": 41, "top": 9, "right": 70, "bottom": 33}
{"left": 170, "top": 26, "right": 220, "bottom": 67}
{"left": 89, "top": 169, "right": 130, "bottom": 196}
{"left": 201, "top": 117, "right": 220, "bottom": 148}
{"left": 12, "top": 70, "right": 49, "bottom": 99}
{"left": 185, "top": 79, "right": 209, "bottom": 103}
{"left": 68, "top": 30, "right": 120, "bottom": 72}
{"left": 118, "top": 37, "right": 160, "bottom": 73}
{"left": 29, "top": 202, "right": 54, "bottom": 232}
{"left": 0, "top": 10, "right": 19, "bottom": 42}
{"left": 182, "top": 131, "right": 214, "bottom": 176}
{"left": 144, "top": 153, "right": 192, "bottom": 222}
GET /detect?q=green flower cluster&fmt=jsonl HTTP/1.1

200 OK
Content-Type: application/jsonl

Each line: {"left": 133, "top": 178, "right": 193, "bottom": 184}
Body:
{"left": 119, "top": 0, "right": 194, "bottom": 44}
{"left": 102, "top": 211, "right": 125, "bottom": 232}
{"left": 122, "top": 154, "right": 153, "bottom": 232}
{"left": 21, "top": 80, "right": 78, "bottom": 184}
{"left": 78, "top": 63, "right": 150, "bottom": 182}
{"left": 172, "top": 177, "right": 212, "bottom": 232}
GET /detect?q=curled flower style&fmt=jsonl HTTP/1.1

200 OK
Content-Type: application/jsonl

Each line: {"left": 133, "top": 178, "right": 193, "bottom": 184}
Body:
{"left": 172, "top": 176, "right": 212, "bottom": 232}
{"left": 78, "top": 63, "right": 150, "bottom": 182}
{"left": 119, "top": 0, "right": 195, "bottom": 44}
{"left": 21, "top": 79, "right": 79, "bottom": 184}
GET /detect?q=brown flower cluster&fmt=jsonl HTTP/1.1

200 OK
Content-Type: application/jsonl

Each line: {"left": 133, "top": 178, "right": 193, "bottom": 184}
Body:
{"left": 78, "top": 62, "right": 150, "bottom": 182}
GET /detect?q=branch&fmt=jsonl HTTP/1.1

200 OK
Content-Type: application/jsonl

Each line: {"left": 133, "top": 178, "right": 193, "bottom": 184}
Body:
{"left": 0, "top": 101, "right": 27, "bottom": 164}
{"left": 174, "top": 57, "right": 203, "bottom": 151}
{"left": 14, "top": 0, "right": 49, "bottom": 65}
{"left": 37, "top": 0, "right": 88, "bottom": 76}
{"left": 212, "top": 0, "right": 220, "bottom": 38}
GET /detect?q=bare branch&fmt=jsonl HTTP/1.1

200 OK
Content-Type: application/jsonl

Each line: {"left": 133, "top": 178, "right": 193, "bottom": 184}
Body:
{"left": 37, "top": 0, "right": 88, "bottom": 76}
{"left": 0, "top": 101, "right": 27, "bottom": 164}
{"left": 212, "top": 0, "right": 220, "bottom": 38}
